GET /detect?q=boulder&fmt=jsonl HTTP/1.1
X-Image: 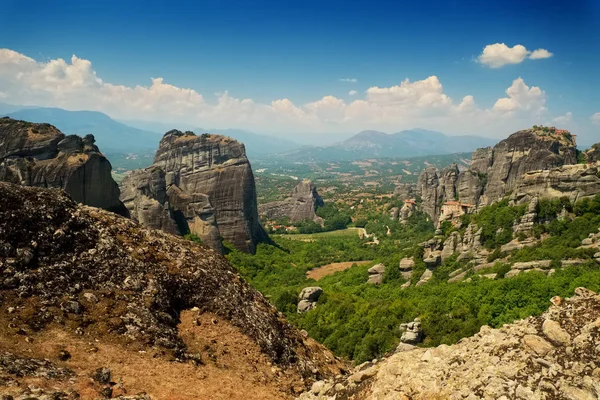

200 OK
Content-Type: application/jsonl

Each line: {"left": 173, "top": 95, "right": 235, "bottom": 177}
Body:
{"left": 399, "top": 257, "right": 415, "bottom": 280}
{"left": 399, "top": 318, "right": 423, "bottom": 344}
{"left": 367, "top": 263, "right": 385, "bottom": 285}
{"left": 298, "top": 287, "right": 323, "bottom": 313}
{"left": 121, "top": 130, "right": 268, "bottom": 253}
{"left": 0, "top": 117, "right": 127, "bottom": 216}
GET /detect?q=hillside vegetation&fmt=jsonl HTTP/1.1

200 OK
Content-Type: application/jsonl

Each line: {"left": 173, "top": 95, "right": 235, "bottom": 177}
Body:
{"left": 227, "top": 195, "right": 600, "bottom": 363}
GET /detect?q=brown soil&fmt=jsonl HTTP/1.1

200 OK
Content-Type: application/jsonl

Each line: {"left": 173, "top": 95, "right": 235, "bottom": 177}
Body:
{"left": 0, "top": 308, "right": 295, "bottom": 400}
{"left": 307, "top": 261, "right": 372, "bottom": 281}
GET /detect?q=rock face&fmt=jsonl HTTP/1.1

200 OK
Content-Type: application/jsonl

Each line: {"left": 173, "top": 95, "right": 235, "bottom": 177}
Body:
{"left": 509, "top": 162, "right": 600, "bottom": 205}
{"left": 415, "top": 128, "right": 583, "bottom": 221}
{"left": 298, "top": 287, "right": 323, "bottom": 313}
{"left": 121, "top": 130, "right": 268, "bottom": 253}
{"left": 299, "top": 287, "right": 600, "bottom": 400}
{"left": 585, "top": 143, "right": 600, "bottom": 163}
{"left": 0, "top": 182, "right": 342, "bottom": 396}
{"left": 259, "top": 179, "right": 324, "bottom": 224}
{"left": 0, "top": 117, "right": 127, "bottom": 216}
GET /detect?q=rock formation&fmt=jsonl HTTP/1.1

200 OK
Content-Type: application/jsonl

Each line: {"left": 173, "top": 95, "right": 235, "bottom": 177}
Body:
{"left": 121, "top": 130, "right": 268, "bottom": 253}
{"left": 398, "top": 257, "right": 415, "bottom": 280}
{"left": 585, "top": 143, "right": 600, "bottom": 163}
{"left": 298, "top": 287, "right": 323, "bottom": 313}
{"left": 509, "top": 162, "right": 600, "bottom": 205}
{"left": 0, "top": 117, "right": 127, "bottom": 216}
{"left": 0, "top": 182, "right": 342, "bottom": 398}
{"left": 259, "top": 179, "right": 324, "bottom": 224}
{"left": 414, "top": 127, "right": 586, "bottom": 221}
{"left": 299, "top": 287, "right": 600, "bottom": 400}
{"left": 399, "top": 318, "right": 423, "bottom": 344}
{"left": 367, "top": 263, "right": 385, "bottom": 285}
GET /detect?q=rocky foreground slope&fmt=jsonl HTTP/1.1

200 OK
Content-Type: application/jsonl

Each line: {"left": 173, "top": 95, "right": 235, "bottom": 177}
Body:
{"left": 0, "top": 117, "right": 127, "bottom": 216}
{"left": 121, "top": 130, "right": 268, "bottom": 253}
{"left": 0, "top": 183, "right": 342, "bottom": 399}
{"left": 299, "top": 287, "right": 600, "bottom": 400}
{"left": 259, "top": 180, "right": 325, "bottom": 224}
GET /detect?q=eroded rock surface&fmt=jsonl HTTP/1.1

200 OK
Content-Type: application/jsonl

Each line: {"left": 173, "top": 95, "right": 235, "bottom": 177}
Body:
{"left": 259, "top": 180, "right": 324, "bottom": 224}
{"left": 0, "top": 117, "right": 127, "bottom": 216}
{"left": 121, "top": 130, "right": 268, "bottom": 253}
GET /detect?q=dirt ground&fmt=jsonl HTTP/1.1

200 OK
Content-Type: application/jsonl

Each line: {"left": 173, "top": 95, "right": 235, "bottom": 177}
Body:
{"left": 0, "top": 310, "right": 297, "bottom": 400}
{"left": 306, "top": 260, "right": 372, "bottom": 280}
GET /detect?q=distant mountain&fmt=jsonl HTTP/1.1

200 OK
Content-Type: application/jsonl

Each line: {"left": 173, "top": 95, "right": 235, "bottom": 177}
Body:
{"left": 282, "top": 129, "right": 497, "bottom": 161}
{"left": 119, "top": 120, "right": 301, "bottom": 157}
{"left": 4, "top": 107, "right": 160, "bottom": 152}
{"left": 196, "top": 128, "right": 300, "bottom": 158}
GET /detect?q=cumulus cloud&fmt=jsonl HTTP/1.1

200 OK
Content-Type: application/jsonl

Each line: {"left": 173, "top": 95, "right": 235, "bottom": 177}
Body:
{"left": 492, "top": 77, "right": 546, "bottom": 115}
{"left": 339, "top": 78, "right": 357, "bottom": 83}
{"left": 529, "top": 49, "right": 553, "bottom": 60}
{"left": 478, "top": 43, "right": 553, "bottom": 68}
{"left": 0, "top": 48, "right": 564, "bottom": 136}
{"left": 592, "top": 113, "right": 600, "bottom": 125}
{"left": 552, "top": 112, "right": 572, "bottom": 125}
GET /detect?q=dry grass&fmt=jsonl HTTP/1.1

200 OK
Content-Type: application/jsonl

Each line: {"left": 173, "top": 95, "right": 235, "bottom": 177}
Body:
{"left": 307, "top": 260, "right": 372, "bottom": 281}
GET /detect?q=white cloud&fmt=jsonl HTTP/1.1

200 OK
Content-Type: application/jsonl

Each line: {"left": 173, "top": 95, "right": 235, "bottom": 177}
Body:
{"left": 552, "top": 111, "right": 572, "bottom": 125}
{"left": 529, "top": 49, "right": 553, "bottom": 60}
{"left": 0, "top": 48, "right": 568, "bottom": 137}
{"left": 478, "top": 43, "right": 553, "bottom": 68}
{"left": 592, "top": 113, "right": 600, "bottom": 125}
{"left": 492, "top": 77, "right": 546, "bottom": 115}
{"left": 339, "top": 78, "right": 357, "bottom": 83}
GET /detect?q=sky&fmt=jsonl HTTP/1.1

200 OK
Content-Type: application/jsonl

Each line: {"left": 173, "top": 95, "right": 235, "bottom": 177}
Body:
{"left": 0, "top": 0, "right": 599, "bottom": 145}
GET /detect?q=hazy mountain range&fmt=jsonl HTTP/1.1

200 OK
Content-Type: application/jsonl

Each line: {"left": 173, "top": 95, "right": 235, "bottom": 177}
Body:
{"left": 1, "top": 104, "right": 498, "bottom": 163}
{"left": 279, "top": 129, "right": 497, "bottom": 161}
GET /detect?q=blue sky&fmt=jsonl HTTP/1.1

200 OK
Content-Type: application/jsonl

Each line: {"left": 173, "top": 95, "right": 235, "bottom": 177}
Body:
{"left": 0, "top": 0, "right": 599, "bottom": 144}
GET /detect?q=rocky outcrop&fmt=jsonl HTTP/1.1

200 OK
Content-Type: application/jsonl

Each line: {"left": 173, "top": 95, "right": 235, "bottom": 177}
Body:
{"left": 0, "top": 182, "right": 342, "bottom": 397}
{"left": 392, "top": 183, "right": 414, "bottom": 201}
{"left": 121, "top": 130, "right": 268, "bottom": 253}
{"left": 399, "top": 257, "right": 415, "bottom": 280}
{"left": 416, "top": 166, "right": 440, "bottom": 220}
{"left": 367, "top": 264, "right": 385, "bottom": 285}
{"left": 298, "top": 287, "right": 323, "bottom": 313}
{"left": 505, "top": 260, "right": 553, "bottom": 278}
{"left": 259, "top": 179, "right": 324, "bottom": 224}
{"left": 481, "top": 129, "right": 577, "bottom": 203}
{"left": 399, "top": 318, "right": 423, "bottom": 345}
{"left": 509, "top": 162, "right": 600, "bottom": 205}
{"left": 299, "top": 287, "right": 600, "bottom": 400}
{"left": 585, "top": 143, "right": 600, "bottom": 163}
{"left": 513, "top": 196, "right": 539, "bottom": 234}
{"left": 0, "top": 117, "right": 127, "bottom": 216}
{"left": 414, "top": 127, "right": 582, "bottom": 220}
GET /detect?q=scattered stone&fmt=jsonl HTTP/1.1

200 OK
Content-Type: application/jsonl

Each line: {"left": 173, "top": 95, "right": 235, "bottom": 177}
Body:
{"left": 542, "top": 319, "right": 571, "bottom": 346}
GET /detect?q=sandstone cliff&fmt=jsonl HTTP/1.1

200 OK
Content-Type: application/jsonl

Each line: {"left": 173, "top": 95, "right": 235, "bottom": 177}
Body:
{"left": 0, "top": 182, "right": 342, "bottom": 399}
{"left": 300, "top": 287, "right": 600, "bottom": 400}
{"left": 415, "top": 127, "right": 582, "bottom": 221}
{"left": 0, "top": 117, "right": 127, "bottom": 216}
{"left": 121, "top": 130, "right": 268, "bottom": 254}
{"left": 259, "top": 180, "right": 325, "bottom": 224}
